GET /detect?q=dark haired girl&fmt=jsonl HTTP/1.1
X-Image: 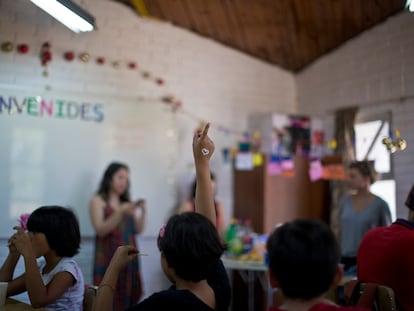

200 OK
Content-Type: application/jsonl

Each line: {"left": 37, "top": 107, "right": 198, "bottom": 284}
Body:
{"left": 0, "top": 206, "right": 84, "bottom": 310}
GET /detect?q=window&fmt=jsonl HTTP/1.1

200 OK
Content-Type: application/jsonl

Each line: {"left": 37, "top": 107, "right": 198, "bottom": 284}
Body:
{"left": 354, "top": 112, "right": 396, "bottom": 220}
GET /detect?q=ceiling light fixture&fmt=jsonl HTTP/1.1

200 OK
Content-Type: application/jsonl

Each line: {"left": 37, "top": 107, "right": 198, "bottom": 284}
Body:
{"left": 30, "top": 0, "right": 96, "bottom": 33}
{"left": 407, "top": 0, "right": 414, "bottom": 12}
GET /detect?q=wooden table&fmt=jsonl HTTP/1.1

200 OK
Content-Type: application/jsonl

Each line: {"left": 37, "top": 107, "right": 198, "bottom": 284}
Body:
{"left": 2, "top": 298, "right": 46, "bottom": 310}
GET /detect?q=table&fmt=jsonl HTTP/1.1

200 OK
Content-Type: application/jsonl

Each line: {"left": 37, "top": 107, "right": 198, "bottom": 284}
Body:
{"left": 2, "top": 298, "right": 46, "bottom": 310}
{"left": 222, "top": 258, "right": 274, "bottom": 311}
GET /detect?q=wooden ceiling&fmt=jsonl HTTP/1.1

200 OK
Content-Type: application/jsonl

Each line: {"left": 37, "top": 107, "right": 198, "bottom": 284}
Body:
{"left": 115, "top": 0, "right": 406, "bottom": 72}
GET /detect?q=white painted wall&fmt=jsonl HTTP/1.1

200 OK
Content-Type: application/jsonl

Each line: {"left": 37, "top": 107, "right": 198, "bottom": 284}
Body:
{"left": 297, "top": 11, "right": 414, "bottom": 219}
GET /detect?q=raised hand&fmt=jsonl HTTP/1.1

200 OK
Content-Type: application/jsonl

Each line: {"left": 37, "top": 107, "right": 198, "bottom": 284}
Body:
{"left": 193, "top": 123, "right": 215, "bottom": 165}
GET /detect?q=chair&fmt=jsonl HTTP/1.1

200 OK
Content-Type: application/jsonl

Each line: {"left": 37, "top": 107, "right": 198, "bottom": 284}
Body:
{"left": 344, "top": 280, "right": 397, "bottom": 311}
{"left": 83, "top": 285, "right": 98, "bottom": 311}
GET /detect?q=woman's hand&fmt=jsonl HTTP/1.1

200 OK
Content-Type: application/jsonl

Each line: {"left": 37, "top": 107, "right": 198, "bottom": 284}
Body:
{"left": 119, "top": 202, "right": 136, "bottom": 216}
{"left": 109, "top": 245, "right": 139, "bottom": 273}
{"left": 193, "top": 123, "right": 215, "bottom": 165}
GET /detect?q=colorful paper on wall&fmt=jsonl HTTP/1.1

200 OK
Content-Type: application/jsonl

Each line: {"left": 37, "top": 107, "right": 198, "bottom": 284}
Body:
{"left": 252, "top": 153, "right": 263, "bottom": 166}
{"left": 322, "top": 164, "right": 345, "bottom": 180}
{"left": 281, "top": 158, "right": 294, "bottom": 171}
{"left": 235, "top": 153, "right": 254, "bottom": 170}
{"left": 309, "top": 159, "right": 323, "bottom": 181}
{"left": 267, "top": 162, "right": 282, "bottom": 175}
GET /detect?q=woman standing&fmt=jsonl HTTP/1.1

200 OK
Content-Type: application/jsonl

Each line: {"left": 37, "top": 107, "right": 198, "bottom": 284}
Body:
{"left": 89, "top": 162, "right": 145, "bottom": 311}
{"left": 339, "top": 160, "right": 391, "bottom": 275}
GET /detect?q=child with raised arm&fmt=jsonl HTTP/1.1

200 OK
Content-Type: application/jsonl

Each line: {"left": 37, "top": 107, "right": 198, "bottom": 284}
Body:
{"left": 93, "top": 123, "right": 230, "bottom": 311}
{"left": 0, "top": 206, "right": 84, "bottom": 310}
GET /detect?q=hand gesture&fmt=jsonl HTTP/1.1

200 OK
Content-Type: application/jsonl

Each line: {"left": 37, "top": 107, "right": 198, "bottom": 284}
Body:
{"left": 7, "top": 233, "right": 19, "bottom": 256}
{"left": 193, "top": 123, "right": 215, "bottom": 165}
{"left": 10, "top": 227, "right": 33, "bottom": 257}
{"left": 120, "top": 202, "right": 136, "bottom": 216}
{"left": 109, "top": 245, "right": 139, "bottom": 272}
{"left": 135, "top": 199, "right": 146, "bottom": 215}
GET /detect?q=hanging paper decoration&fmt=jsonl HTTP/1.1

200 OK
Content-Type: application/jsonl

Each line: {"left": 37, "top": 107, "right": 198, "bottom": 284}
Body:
{"left": 112, "top": 61, "right": 121, "bottom": 69}
{"left": 128, "top": 62, "right": 137, "bottom": 69}
{"left": 156, "top": 78, "right": 164, "bottom": 85}
{"left": 64, "top": 51, "right": 75, "bottom": 61}
{"left": 17, "top": 44, "right": 29, "bottom": 54}
{"left": 142, "top": 72, "right": 151, "bottom": 79}
{"left": 382, "top": 128, "right": 407, "bottom": 153}
{"left": 40, "top": 42, "right": 52, "bottom": 77}
{"left": 79, "top": 52, "right": 90, "bottom": 63}
{"left": 161, "top": 95, "right": 182, "bottom": 112}
{"left": 1, "top": 41, "right": 14, "bottom": 52}
{"left": 96, "top": 57, "right": 105, "bottom": 65}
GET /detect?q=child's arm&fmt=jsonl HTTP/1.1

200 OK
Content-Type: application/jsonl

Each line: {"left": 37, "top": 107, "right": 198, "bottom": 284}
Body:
{"left": 92, "top": 245, "right": 139, "bottom": 311}
{"left": 11, "top": 227, "right": 74, "bottom": 308}
{"left": 193, "top": 123, "right": 216, "bottom": 225}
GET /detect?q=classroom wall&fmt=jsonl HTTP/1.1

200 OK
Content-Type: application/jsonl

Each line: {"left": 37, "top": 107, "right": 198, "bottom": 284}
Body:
{"left": 0, "top": 0, "right": 296, "bottom": 230}
{"left": 297, "top": 11, "right": 414, "bottom": 219}
{"left": 0, "top": 0, "right": 296, "bottom": 298}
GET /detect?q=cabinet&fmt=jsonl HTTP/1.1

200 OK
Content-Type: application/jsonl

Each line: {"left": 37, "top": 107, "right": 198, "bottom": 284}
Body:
{"left": 233, "top": 155, "right": 330, "bottom": 234}
{"left": 231, "top": 155, "right": 330, "bottom": 311}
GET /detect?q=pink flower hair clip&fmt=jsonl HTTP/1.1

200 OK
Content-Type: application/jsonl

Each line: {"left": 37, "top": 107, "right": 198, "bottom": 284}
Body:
{"left": 159, "top": 223, "right": 167, "bottom": 238}
{"left": 19, "top": 213, "right": 30, "bottom": 231}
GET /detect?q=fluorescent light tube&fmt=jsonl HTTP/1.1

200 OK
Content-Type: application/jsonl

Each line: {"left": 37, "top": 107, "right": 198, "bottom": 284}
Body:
{"left": 30, "top": 0, "right": 95, "bottom": 33}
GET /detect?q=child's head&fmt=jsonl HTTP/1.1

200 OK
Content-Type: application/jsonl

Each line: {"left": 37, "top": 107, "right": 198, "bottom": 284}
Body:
{"left": 157, "top": 212, "right": 224, "bottom": 282}
{"left": 266, "top": 219, "right": 341, "bottom": 300}
{"left": 27, "top": 206, "right": 81, "bottom": 257}
{"left": 98, "top": 162, "right": 130, "bottom": 202}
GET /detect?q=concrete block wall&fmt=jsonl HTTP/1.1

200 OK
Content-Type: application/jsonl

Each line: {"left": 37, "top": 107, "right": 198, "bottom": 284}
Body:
{"left": 297, "top": 11, "right": 414, "bottom": 218}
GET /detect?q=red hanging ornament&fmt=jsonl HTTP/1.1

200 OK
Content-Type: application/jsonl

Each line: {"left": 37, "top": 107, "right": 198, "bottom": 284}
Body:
{"left": 128, "top": 62, "right": 137, "bottom": 69}
{"left": 40, "top": 42, "right": 52, "bottom": 76}
{"left": 96, "top": 57, "right": 105, "bottom": 65}
{"left": 156, "top": 78, "right": 164, "bottom": 85}
{"left": 17, "top": 44, "right": 29, "bottom": 54}
{"left": 64, "top": 51, "right": 75, "bottom": 61}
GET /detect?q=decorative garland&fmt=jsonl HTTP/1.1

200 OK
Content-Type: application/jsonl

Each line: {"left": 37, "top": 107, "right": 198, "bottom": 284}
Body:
{"left": 1, "top": 40, "right": 409, "bottom": 152}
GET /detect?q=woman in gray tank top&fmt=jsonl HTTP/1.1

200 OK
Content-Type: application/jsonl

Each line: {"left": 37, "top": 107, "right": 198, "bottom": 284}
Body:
{"left": 338, "top": 161, "right": 391, "bottom": 276}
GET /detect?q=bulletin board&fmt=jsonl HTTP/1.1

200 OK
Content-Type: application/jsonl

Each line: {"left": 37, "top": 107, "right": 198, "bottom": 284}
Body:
{"left": 0, "top": 88, "right": 177, "bottom": 237}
